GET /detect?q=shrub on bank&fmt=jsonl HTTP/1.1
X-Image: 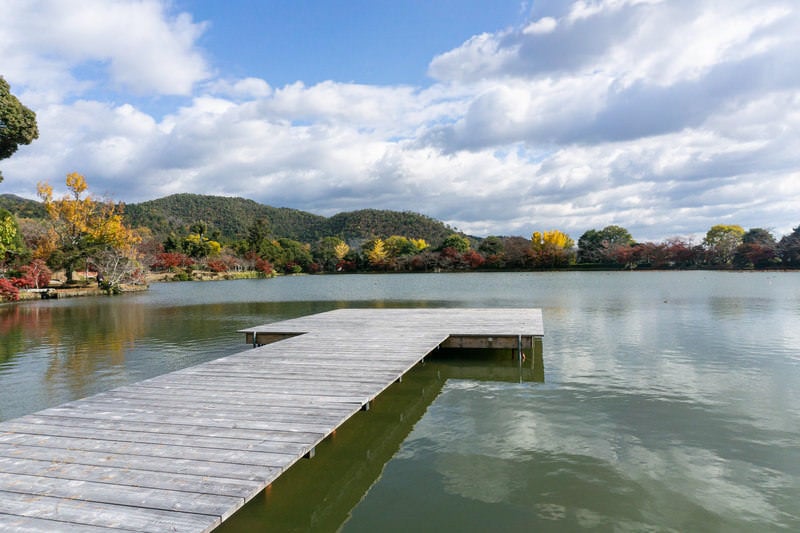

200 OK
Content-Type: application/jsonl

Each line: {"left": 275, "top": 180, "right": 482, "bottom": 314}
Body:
{"left": 0, "top": 278, "right": 19, "bottom": 301}
{"left": 171, "top": 270, "right": 191, "bottom": 281}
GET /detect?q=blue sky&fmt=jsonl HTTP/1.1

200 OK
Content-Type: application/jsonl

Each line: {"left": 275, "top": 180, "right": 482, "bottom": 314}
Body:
{"left": 186, "top": 0, "right": 528, "bottom": 86}
{"left": 1, "top": 0, "right": 799, "bottom": 241}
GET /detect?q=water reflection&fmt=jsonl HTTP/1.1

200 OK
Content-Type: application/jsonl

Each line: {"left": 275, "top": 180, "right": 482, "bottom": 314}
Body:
{"left": 1, "top": 300, "right": 144, "bottom": 364}
{"left": 341, "top": 378, "right": 796, "bottom": 532}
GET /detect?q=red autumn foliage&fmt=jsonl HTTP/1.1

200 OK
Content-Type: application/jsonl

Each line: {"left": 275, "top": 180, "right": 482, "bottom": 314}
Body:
{"left": 255, "top": 258, "right": 274, "bottom": 275}
{"left": 15, "top": 260, "right": 52, "bottom": 289}
{"left": 151, "top": 252, "right": 194, "bottom": 270}
{"left": 462, "top": 250, "right": 486, "bottom": 269}
{"left": 0, "top": 278, "right": 19, "bottom": 301}
{"left": 206, "top": 260, "right": 228, "bottom": 273}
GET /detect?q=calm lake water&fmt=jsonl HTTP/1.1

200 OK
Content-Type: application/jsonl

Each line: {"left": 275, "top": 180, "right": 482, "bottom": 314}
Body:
{"left": 1, "top": 272, "right": 799, "bottom": 531}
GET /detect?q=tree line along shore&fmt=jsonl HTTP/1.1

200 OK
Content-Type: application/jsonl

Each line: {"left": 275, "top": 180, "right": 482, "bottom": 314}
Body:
{"left": 2, "top": 173, "right": 799, "bottom": 302}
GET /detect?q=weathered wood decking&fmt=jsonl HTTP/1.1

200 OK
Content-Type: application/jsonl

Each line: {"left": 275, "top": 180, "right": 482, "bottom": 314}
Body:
{"left": 0, "top": 308, "right": 543, "bottom": 532}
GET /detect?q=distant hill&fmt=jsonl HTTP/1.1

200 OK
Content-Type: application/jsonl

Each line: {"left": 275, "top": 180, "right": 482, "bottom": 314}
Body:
{"left": 125, "top": 194, "right": 457, "bottom": 246}
{"left": 326, "top": 209, "right": 455, "bottom": 247}
{"left": 3, "top": 192, "right": 458, "bottom": 247}
{"left": 124, "top": 194, "right": 329, "bottom": 242}
{"left": 0, "top": 194, "right": 46, "bottom": 219}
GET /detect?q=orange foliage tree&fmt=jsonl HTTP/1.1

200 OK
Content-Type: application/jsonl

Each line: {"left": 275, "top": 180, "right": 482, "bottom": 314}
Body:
{"left": 37, "top": 172, "right": 141, "bottom": 291}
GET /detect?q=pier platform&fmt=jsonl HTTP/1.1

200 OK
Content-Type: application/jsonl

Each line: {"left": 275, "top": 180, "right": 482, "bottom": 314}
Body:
{"left": 0, "top": 308, "right": 543, "bottom": 532}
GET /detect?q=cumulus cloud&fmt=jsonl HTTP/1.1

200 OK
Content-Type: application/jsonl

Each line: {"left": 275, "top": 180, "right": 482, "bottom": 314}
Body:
{"left": 0, "top": 0, "right": 209, "bottom": 102}
{"left": 207, "top": 78, "right": 272, "bottom": 100}
{"left": 523, "top": 16, "right": 558, "bottom": 35}
{"left": 1, "top": 0, "right": 799, "bottom": 241}
{"left": 427, "top": 0, "right": 800, "bottom": 148}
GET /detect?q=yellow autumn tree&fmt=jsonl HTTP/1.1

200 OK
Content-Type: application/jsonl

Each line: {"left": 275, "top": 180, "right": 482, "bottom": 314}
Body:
{"left": 37, "top": 172, "right": 141, "bottom": 290}
{"left": 366, "top": 238, "right": 389, "bottom": 267}
{"left": 703, "top": 224, "right": 745, "bottom": 265}
{"left": 333, "top": 241, "right": 350, "bottom": 261}
{"left": 0, "top": 208, "right": 24, "bottom": 262}
{"left": 410, "top": 238, "right": 429, "bottom": 252}
{"left": 532, "top": 230, "right": 574, "bottom": 250}
{"left": 530, "top": 229, "right": 575, "bottom": 268}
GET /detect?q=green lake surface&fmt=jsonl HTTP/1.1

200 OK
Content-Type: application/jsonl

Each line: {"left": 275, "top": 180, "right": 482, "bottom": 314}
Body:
{"left": 1, "top": 272, "right": 799, "bottom": 531}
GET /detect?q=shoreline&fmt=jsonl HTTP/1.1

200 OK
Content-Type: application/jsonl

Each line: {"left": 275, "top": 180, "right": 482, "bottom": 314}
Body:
{"left": 5, "top": 266, "right": 797, "bottom": 306}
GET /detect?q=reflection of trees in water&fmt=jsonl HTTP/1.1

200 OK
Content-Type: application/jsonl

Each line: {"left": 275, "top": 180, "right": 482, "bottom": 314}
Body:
{"left": 1, "top": 305, "right": 54, "bottom": 364}
{"left": 42, "top": 304, "right": 148, "bottom": 397}
{"left": 1, "top": 302, "right": 147, "bottom": 397}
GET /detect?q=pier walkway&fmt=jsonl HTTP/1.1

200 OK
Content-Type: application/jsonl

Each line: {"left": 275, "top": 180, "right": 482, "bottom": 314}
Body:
{"left": 0, "top": 308, "right": 543, "bottom": 532}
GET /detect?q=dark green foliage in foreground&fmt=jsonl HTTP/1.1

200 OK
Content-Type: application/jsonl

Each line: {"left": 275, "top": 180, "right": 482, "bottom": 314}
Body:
{"left": 0, "top": 76, "right": 39, "bottom": 182}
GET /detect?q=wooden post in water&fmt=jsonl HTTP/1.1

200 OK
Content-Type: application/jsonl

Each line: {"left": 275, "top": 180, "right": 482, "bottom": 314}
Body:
{"left": 533, "top": 336, "right": 544, "bottom": 383}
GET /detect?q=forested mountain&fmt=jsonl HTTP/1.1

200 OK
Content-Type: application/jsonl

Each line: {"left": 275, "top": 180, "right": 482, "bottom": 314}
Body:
{"left": 0, "top": 194, "right": 46, "bottom": 219}
{"left": 124, "top": 194, "right": 329, "bottom": 242}
{"left": 2, "top": 193, "right": 458, "bottom": 246}
{"left": 326, "top": 209, "right": 455, "bottom": 247}
{"left": 125, "top": 194, "right": 456, "bottom": 245}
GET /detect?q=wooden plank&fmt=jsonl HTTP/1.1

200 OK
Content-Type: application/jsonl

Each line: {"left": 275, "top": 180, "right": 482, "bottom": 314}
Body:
{"left": 0, "top": 490, "right": 217, "bottom": 533}
{"left": 0, "top": 471, "right": 241, "bottom": 517}
{"left": 50, "top": 395, "right": 357, "bottom": 421}
{"left": 47, "top": 403, "right": 351, "bottom": 429}
{"left": 99, "top": 389, "right": 360, "bottom": 415}
{"left": 0, "top": 433, "right": 300, "bottom": 469}
{"left": 0, "top": 421, "right": 307, "bottom": 456}
{"left": 0, "top": 443, "right": 284, "bottom": 481}
{"left": 5, "top": 415, "right": 327, "bottom": 444}
{"left": 0, "top": 513, "right": 117, "bottom": 533}
{"left": 175, "top": 367, "right": 402, "bottom": 384}
{"left": 36, "top": 405, "right": 351, "bottom": 434}
{"left": 0, "top": 456, "right": 262, "bottom": 499}
{"left": 106, "top": 385, "right": 370, "bottom": 406}
{"left": 138, "top": 375, "right": 389, "bottom": 395}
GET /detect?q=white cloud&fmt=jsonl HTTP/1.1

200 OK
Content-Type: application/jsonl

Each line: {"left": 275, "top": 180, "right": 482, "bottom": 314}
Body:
{"left": 523, "top": 17, "right": 558, "bottom": 35}
{"left": 208, "top": 78, "right": 272, "bottom": 100}
{"left": 428, "top": 32, "right": 518, "bottom": 83}
{"left": 0, "top": 0, "right": 209, "bottom": 101}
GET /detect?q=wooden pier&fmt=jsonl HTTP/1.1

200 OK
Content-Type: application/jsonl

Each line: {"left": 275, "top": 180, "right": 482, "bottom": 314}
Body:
{"left": 0, "top": 308, "right": 543, "bottom": 532}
